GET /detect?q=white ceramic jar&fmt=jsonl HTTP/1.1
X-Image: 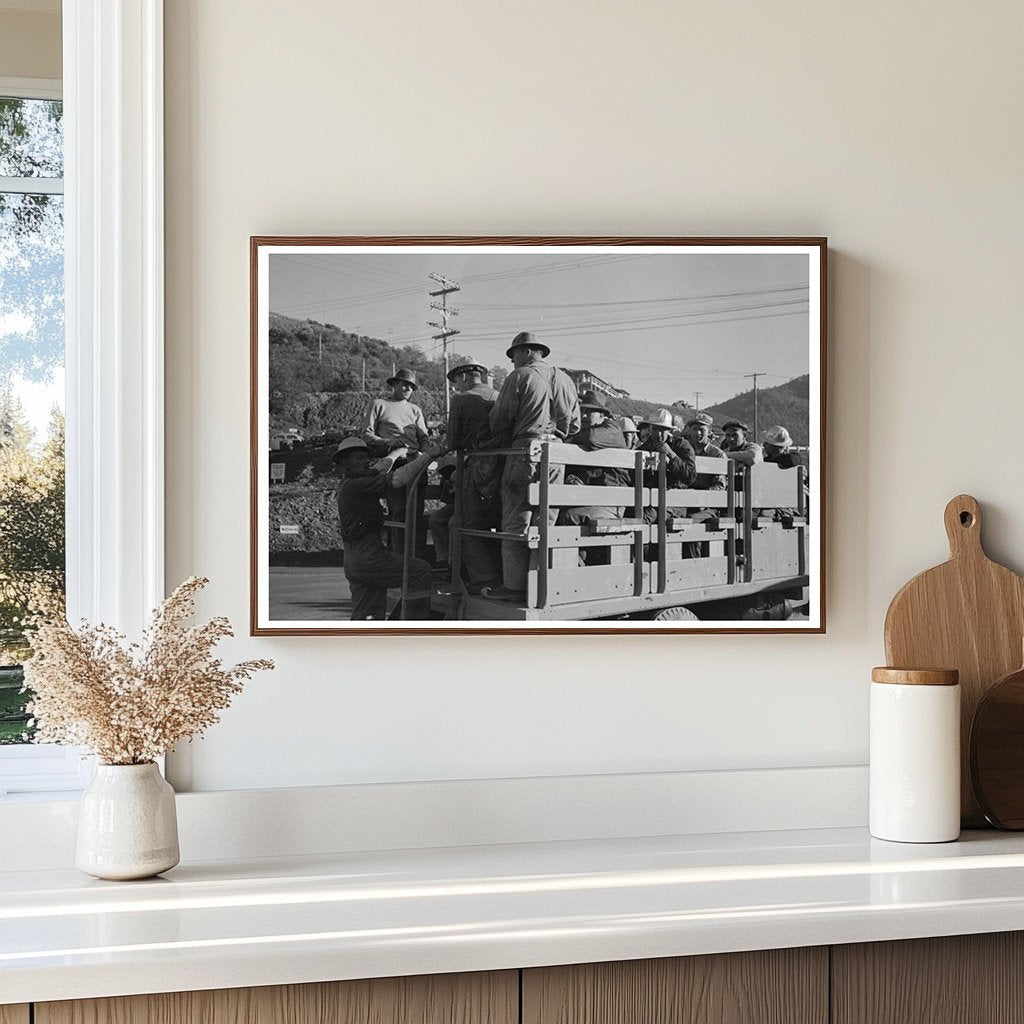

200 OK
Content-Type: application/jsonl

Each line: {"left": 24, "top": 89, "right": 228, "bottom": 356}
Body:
{"left": 76, "top": 762, "right": 180, "bottom": 880}
{"left": 870, "top": 667, "right": 961, "bottom": 843}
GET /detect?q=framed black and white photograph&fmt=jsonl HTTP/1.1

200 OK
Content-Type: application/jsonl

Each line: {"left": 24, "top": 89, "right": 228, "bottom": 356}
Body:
{"left": 250, "top": 237, "right": 826, "bottom": 635}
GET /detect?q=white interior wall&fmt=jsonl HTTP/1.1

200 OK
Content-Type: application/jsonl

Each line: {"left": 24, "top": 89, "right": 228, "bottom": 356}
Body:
{"left": 163, "top": 1, "right": 1024, "bottom": 791}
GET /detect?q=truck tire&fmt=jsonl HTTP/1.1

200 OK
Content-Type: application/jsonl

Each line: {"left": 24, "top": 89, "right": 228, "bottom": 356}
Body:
{"left": 642, "top": 605, "right": 700, "bottom": 622}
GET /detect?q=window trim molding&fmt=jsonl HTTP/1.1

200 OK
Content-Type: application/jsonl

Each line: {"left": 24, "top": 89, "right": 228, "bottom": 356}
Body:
{"left": 63, "top": 0, "right": 165, "bottom": 635}
{"left": 0, "top": 76, "right": 62, "bottom": 101}
{"left": 0, "top": 3, "right": 165, "bottom": 796}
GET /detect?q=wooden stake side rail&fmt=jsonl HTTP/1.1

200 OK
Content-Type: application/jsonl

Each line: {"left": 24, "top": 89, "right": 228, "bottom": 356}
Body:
{"left": 428, "top": 442, "right": 808, "bottom": 622}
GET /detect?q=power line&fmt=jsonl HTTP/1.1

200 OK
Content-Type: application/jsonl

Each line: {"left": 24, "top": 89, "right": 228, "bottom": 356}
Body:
{"left": 459, "top": 283, "right": 809, "bottom": 310}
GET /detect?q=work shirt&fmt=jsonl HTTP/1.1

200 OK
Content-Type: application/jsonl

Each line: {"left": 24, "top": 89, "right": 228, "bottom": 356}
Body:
{"left": 721, "top": 438, "right": 764, "bottom": 465}
{"left": 447, "top": 383, "right": 498, "bottom": 450}
{"left": 567, "top": 419, "right": 631, "bottom": 489}
{"left": 691, "top": 440, "right": 727, "bottom": 490}
{"left": 363, "top": 398, "right": 428, "bottom": 452}
{"left": 641, "top": 435, "right": 697, "bottom": 489}
{"left": 336, "top": 470, "right": 389, "bottom": 543}
{"left": 765, "top": 448, "right": 805, "bottom": 470}
{"left": 489, "top": 360, "right": 581, "bottom": 446}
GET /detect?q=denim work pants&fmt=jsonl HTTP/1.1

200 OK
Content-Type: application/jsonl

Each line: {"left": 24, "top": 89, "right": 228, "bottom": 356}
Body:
{"left": 458, "top": 457, "right": 501, "bottom": 588}
{"left": 500, "top": 452, "right": 564, "bottom": 592}
{"left": 343, "top": 534, "right": 432, "bottom": 620}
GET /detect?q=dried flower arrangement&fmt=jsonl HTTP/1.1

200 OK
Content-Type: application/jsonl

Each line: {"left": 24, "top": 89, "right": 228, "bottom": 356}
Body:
{"left": 22, "top": 577, "right": 273, "bottom": 765}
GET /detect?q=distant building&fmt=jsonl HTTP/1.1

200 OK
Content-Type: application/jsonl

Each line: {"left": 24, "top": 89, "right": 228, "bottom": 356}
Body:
{"left": 561, "top": 368, "right": 630, "bottom": 399}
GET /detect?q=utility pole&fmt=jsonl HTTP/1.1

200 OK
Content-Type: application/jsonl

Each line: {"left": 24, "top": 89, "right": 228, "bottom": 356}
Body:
{"left": 361, "top": 358, "right": 366, "bottom": 392}
{"left": 428, "top": 273, "right": 461, "bottom": 419}
{"left": 743, "top": 372, "right": 766, "bottom": 439}
{"left": 694, "top": 391, "right": 703, "bottom": 412}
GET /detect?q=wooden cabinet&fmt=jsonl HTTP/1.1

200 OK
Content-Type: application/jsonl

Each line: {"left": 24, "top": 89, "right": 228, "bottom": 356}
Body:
{"left": 34, "top": 972, "right": 518, "bottom": 1024}
{"left": 832, "top": 932, "right": 1024, "bottom": 1024}
{"left": 522, "top": 948, "right": 828, "bottom": 1024}
{"left": 14, "top": 932, "right": 1024, "bottom": 1024}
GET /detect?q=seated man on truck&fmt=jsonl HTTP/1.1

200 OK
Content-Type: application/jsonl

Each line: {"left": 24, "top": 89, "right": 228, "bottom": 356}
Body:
{"left": 680, "top": 412, "right": 728, "bottom": 557}
{"left": 639, "top": 409, "right": 697, "bottom": 524}
{"left": 762, "top": 424, "right": 808, "bottom": 520}
{"left": 362, "top": 368, "right": 431, "bottom": 556}
{"left": 333, "top": 436, "right": 444, "bottom": 621}
{"left": 561, "top": 391, "right": 630, "bottom": 564}
{"left": 721, "top": 420, "right": 763, "bottom": 466}
{"left": 683, "top": 413, "right": 727, "bottom": 491}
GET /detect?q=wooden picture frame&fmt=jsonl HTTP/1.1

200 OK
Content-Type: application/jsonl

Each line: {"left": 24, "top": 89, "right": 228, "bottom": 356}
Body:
{"left": 251, "top": 236, "right": 826, "bottom": 635}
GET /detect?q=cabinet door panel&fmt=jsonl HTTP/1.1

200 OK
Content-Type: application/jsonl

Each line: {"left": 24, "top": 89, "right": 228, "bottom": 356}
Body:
{"left": 832, "top": 932, "right": 1024, "bottom": 1024}
{"left": 523, "top": 948, "right": 827, "bottom": 1024}
{"left": 36, "top": 971, "right": 518, "bottom": 1024}
{"left": 0, "top": 1007, "right": 29, "bottom": 1024}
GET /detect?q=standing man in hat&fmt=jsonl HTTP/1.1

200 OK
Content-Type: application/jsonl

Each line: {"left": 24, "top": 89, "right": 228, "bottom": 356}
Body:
{"left": 561, "top": 392, "right": 629, "bottom": 555}
{"left": 362, "top": 368, "right": 429, "bottom": 456}
{"left": 445, "top": 358, "right": 500, "bottom": 591}
{"left": 485, "top": 332, "right": 580, "bottom": 601}
{"left": 447, "top": 359, "right": 497, "bottom": 450}
{"left": 332, "top": 436, "right": 444, "bottom": 620}
{"left": 721, "top": 420, "right": 763, "bottom": 466}
{"left": 683, "top": 413, "right": 727, "bottom": 491}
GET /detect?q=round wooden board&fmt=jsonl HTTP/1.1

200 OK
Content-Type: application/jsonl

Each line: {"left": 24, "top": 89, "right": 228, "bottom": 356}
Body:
{"left": 971, "top": 664, "right": 1024, "bottom": 829}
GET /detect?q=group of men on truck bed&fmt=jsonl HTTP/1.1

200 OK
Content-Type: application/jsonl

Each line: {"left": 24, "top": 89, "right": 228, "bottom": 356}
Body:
{"left": 331, "top": 331, "right": 804, "bottom": 620}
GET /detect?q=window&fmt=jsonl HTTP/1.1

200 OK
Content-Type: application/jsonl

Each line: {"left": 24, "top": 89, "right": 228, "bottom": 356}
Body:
{"left": 1, "top": 7, "right": 167, "bottom": 798}
{"left": 0, "top": 80, "right": 82, "bottom": 795}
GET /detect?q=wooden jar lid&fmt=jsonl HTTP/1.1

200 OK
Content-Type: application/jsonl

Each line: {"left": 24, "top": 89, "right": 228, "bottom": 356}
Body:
{"left": 871, "top": 667, "right": 960, "bottom": 686}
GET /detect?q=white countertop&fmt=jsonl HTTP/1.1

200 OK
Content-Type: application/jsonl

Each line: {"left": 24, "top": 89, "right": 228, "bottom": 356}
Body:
{"left": 4, "top": 826, "right": 1024, "bottom": 1004}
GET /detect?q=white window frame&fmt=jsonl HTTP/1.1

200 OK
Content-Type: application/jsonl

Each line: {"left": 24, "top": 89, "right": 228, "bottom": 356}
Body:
{"left": 0, "top": 75, "right": 84, "bottom": 796}
{"left": 0, "top": 0, "right": 164, "bottom": 797}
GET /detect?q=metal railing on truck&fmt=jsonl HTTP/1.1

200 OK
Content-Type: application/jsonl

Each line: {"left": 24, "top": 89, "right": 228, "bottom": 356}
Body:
{"left": 396, "top": 441, "right": 808, "bottom": 622}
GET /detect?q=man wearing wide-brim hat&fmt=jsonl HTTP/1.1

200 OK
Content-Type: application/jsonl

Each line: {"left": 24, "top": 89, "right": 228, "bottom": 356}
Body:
{"left": 721, "top": 419, "right": 764, "bottom": 466}
{"left": 362, "top": 368, "right": 429, "bottom": 457}
{"left": 444, "top": 358, "right": 501, "bottom": 590}
{"left": 761, "top": 425, "right": 807, "bottom": 520}
{"left": 637, "top": 408, "right": 697, "bottom": 524}
{"left": 331, "top": 435, "right": 444, "bottom": 620}
{"left": 484, "top": 332, "right": 581, "bottom": 601}
{"left": 762, "top": 424, "right": 802, "bottom": 469}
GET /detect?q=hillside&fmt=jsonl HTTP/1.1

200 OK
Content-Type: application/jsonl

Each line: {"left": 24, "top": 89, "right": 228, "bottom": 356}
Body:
{"left": 703, "top": 375, "right": 810, "bottom": 446}
{"left": 268, "top": 311, "right": 694, "bottom": 433}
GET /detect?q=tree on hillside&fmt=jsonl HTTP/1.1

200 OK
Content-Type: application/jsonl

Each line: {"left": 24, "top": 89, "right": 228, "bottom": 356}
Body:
{"left": 490, "top": 365, "right": 508, "bottom": 390}
{"left": 0, "top": 398, "right": 65, "bottom": 666}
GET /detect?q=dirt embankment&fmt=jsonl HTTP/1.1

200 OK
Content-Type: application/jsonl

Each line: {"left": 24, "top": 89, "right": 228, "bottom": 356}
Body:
{"left": 269, "top": 484, "right": 342, "bottom": 557}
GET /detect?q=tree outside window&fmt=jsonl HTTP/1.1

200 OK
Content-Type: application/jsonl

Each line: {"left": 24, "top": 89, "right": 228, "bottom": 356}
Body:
{"left": 0, "top": 95, "right": 65, "bottom": 744}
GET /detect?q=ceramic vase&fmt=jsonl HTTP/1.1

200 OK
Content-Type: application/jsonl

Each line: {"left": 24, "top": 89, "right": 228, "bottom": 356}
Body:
{"left": 76, "top": 762, "right": 180, "bottom": 880}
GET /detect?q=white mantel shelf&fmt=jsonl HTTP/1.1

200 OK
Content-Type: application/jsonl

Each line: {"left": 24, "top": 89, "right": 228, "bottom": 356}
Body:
{"left": 4, "top": 826, "right": 1024, "bottom": 1004}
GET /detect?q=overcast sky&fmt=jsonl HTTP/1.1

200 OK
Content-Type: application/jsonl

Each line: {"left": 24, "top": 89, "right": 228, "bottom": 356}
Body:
{"left": 269, "top": 250, "right": 811, "bottom": 407}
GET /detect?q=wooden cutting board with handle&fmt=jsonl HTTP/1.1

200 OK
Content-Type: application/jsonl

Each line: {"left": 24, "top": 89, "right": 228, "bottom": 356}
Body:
{"left": 884, "top": 494, "right": 1024, "bottom": 827}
